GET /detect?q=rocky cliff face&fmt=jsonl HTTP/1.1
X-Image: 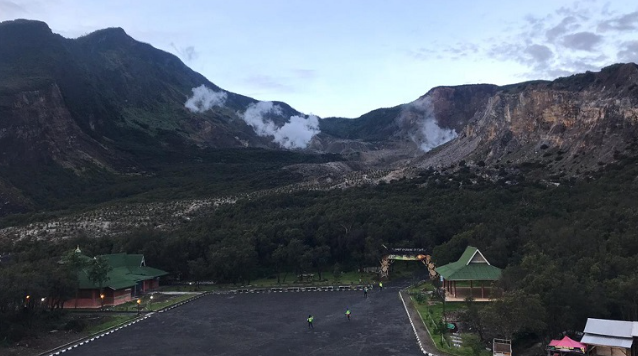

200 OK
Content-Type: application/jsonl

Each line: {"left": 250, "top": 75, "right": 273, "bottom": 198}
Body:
{"left": 0, "top": 83, "right": 112, "bottom": 168}
{"left": 413, "top": 63, "right": 638, "bottom": 177}
{"left": 0, "top": 83, "right": 117, "bottom": 214}
{"left": 314, "top": 84, "right": 498, "bottom": 167}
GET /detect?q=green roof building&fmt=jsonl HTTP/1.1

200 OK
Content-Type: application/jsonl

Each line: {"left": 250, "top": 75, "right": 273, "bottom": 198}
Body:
{"left": 68, "top": 251, "right": 167, "bottom": 309}
{"left": 435, "top": 246, "right": 502, "bottom": 300}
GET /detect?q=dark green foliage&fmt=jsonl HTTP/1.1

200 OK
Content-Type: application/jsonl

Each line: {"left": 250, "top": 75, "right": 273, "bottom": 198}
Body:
{"left": 87, "top": 256, "right": 112, "bottom": 297}
{"left": 320, "top": 106, "right": 402, "bottom": 141}
{"left": 63, "top": 318, "right": 87, "bottom": 332}
{"left": 0, "top": 148, "right": 342, "bottom": 221}
{"left": 479, "top": 290, "right": 547, "bottom": 339}
{"left": 3, "top": 135, "right": 638, "bottom": 344}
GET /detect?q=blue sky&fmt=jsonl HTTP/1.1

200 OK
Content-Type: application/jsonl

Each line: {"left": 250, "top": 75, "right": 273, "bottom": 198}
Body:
{"left": 2, "top": 0, "right": 637, "bottom": 118}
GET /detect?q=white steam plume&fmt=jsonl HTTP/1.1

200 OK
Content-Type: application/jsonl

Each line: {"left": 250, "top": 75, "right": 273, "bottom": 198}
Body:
{"left": 242, "top": 101, "right": 320, "bottom": 149}
{"left": 419, "top": 118, "right": 457, "bottom": 152}
{"left": 185, "top": 85, "right": 227, "bottom": 112}
{"left": 399, "top": 97, "right": 457, "bottom": 152}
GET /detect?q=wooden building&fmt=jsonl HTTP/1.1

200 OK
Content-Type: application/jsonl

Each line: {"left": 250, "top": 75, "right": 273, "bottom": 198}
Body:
{"left": 581, "top": 318, "right": 638, "bottom": 356}
{"left": 435, "top": 246, "right": 502, "bottom": 301}
{"left": 66, "top": 253, "right": 167, "bottom": 308}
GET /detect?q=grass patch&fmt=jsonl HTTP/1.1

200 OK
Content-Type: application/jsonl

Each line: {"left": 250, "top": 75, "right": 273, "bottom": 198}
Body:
{"left": 410, "top": 282, "right": 490, "bottom": 356}
{"left": 146, "top": 294, "right": 194, "bottom": 311}
{"left": 86, "top": 315, "right": 136, "bottom": 335}
{"left": 108, "top": 293, "right": 195, "bottom": 312}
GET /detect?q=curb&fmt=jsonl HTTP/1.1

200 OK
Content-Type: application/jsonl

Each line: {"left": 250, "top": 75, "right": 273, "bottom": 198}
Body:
{"left": 38, "top": 313, "right": 153, "bottom": 356}
{"left": 400, "top": 290, "right": 429, "bottom": 355}
{"left": 38, "top": 293, "right": 207, "bottom": 356}
{"left": 225, "top": 284, "right": 374, "bottom": 294}
{"left": 155, "top": 292, "right": 207, "bottom": 314}
{"left": 399, "top": 290, "right": 443, "bottom": 356}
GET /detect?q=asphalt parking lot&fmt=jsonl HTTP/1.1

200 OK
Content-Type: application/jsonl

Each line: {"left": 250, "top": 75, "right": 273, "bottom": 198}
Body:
{"left": 61, "top": 286, "right": 422, "bottom": 356}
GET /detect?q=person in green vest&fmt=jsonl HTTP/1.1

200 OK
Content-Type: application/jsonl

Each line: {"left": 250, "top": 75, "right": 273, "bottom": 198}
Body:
{"left": 345, "top": 308, "right": 351, "bottom": 321}
{"left": 307, "top": 314, "right": 314, "bottom": 329}
{"left": 379, "top": 281, "right": 383, "bottom": 291}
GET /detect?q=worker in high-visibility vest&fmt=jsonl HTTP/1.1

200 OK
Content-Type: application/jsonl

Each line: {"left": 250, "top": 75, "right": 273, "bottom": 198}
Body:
{"left": 345, "top": 308, "right": 351, "bottom": 321}
{"left": 307, "top": 315, "right": 314, "bottom": 329}
{"left": 379, "top": 281, "right": 383, "bottom": 291}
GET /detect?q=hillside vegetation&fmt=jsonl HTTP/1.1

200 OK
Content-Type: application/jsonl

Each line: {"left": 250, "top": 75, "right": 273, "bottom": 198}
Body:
{"left": 3, "top": 147, "right": 638, "bottom": 343}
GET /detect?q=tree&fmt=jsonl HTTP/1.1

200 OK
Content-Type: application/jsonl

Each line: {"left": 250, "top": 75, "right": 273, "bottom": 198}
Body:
{"left": 208, "top": 236, "right": 257, "bottom": 284}
{"left": 312, "top": 245, "right": 331, "bottom": 280}
{"left": 187, "top": 257, "right": 209, "bottom": 290}
{"left": 464, "top": 296, "right": 486, "bottom": 341}
{"left": 435, "top": 320, "right": 448, "bottom": 343}
{"left": 463, "top": 333, "right": 485, "bottom": 356}
{"left": 62, "top": 249, "right": 89, "bottom": 308}
{"left": 87, "top": 256, "right": 111, "bottom": 309}
{"left": 44, "top": 259, "right": 77, "bottom": 309}
{"left": 272, "top": 244, "right": 287, "bottom": 283}
{"left": 479, "top": 290, "right": 546, "bottom": 340}
{"left": 284, "top": 239, "right": 309, "bottom": 278}
{"left": 332, "top": 262, "right": 342, "bottom": 282}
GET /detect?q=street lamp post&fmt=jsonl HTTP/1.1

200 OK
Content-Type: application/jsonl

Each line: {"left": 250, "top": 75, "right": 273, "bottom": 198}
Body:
{"left": 440, "top": 275, "right": 447, "bottom": 343}
{"left": 137, "top": 298, "right": 141, "bottom": 315}
{"left": 100, "top": 293, "right": 105, "bottom": 310}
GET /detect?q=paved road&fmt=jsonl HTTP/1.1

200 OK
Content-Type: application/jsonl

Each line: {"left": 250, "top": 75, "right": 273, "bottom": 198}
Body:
{"left": 62, "top": 286, "right": 422, "bottom": 356}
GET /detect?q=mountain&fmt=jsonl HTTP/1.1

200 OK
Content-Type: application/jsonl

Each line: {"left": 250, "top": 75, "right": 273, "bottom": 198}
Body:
{"left": 0, "top": 19, "right": 301, "bottom": 161}
{"left": 0, "top": 19, "right": 317, "bottom": 215}
{"left": 412, "top": 63, "right": 638, "bottom": 178}
{"left": 2, "top": 19, "right": 638, "bottom": 221}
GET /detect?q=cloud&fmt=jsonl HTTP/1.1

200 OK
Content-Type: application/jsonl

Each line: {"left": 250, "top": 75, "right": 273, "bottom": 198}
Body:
{"left": 398, "top": 97, "right": 457, "bottom": 152}
{"left": 184, "top": 85, "right": 227, "bottom": 113}
{"left": 409, "top": 42, "right": 479, "bottom": 62}
{"left": 598, "top": 11, "right": 638, "bottom": 32}
{"left": 526, "top": 44, "right": 554, "bottom": 63}
{"left": 171, "top": 43, "right": 198, "bottom": 62}
{"left": 241, "top": 101, "right": 320, "bottom": 149}
{"left": 408, "top": 3, "right": 638, "bottom": 82}
{"left": 546, "top": 16, "right": 579, "bottom": 41}
{"left": 561, "top": 32, "right": 603, "bottom": 51}
{"left": 618, "top": 41, "right": 638, "bottom": 63}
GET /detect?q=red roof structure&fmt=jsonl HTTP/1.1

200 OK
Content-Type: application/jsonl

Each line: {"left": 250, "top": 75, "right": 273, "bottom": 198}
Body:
{"left": 548, "top": 336, "right": 587, "bottom": 354}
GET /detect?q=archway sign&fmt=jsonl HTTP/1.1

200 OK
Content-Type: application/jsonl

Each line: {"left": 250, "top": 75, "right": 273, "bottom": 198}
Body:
{"left": 380, "top": 248, "right": 437, "bottom": 279}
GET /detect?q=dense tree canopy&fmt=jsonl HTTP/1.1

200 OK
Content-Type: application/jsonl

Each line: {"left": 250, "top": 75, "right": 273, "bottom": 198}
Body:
{"left": 2, "top": 154, "right": 638, "bottom": 343}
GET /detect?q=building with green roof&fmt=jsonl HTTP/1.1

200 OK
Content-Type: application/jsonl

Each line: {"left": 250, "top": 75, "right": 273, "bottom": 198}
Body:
{"left": 435, "top": 246, "right": 502, "bottom": 301}
{"left": 68, "top": 252, "right": 168, "bottom": 308}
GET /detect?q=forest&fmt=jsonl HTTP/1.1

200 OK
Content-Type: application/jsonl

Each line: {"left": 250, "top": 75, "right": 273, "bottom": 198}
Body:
{"left": 2, "top": 151, "right": 638, "bottom": 344}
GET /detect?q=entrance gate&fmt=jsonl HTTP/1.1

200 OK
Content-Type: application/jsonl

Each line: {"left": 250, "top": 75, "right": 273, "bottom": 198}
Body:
{"left": 380, "top": 248, "right": 437, "bottom": 279}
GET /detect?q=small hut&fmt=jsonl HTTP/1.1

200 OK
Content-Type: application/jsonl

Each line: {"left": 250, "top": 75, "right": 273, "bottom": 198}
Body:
{"left": 435, "top": 246, "right": 501, "bottom": 301}
{"left": 581, "top": 318, "right": 637, "bottom": 356}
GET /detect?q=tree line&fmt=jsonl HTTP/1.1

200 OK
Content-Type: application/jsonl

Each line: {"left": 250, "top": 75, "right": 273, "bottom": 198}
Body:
{"left": 2, "top": 153, "right": 638, "bottom": 344}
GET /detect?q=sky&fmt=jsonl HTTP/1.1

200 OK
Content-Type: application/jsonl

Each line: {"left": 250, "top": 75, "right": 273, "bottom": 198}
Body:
{"left": 2, "top": 0, "right": 638, "bottom": 118}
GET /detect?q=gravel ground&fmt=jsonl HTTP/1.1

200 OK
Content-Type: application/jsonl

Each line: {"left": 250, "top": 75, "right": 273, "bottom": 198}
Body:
{"left": 61, "top": 285, "right": 422, "bottom": 356}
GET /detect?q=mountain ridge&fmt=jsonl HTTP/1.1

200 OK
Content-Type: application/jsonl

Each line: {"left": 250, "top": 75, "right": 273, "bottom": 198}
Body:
{"left": 2, "top": 19, "right": 638, "bottom": 220}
